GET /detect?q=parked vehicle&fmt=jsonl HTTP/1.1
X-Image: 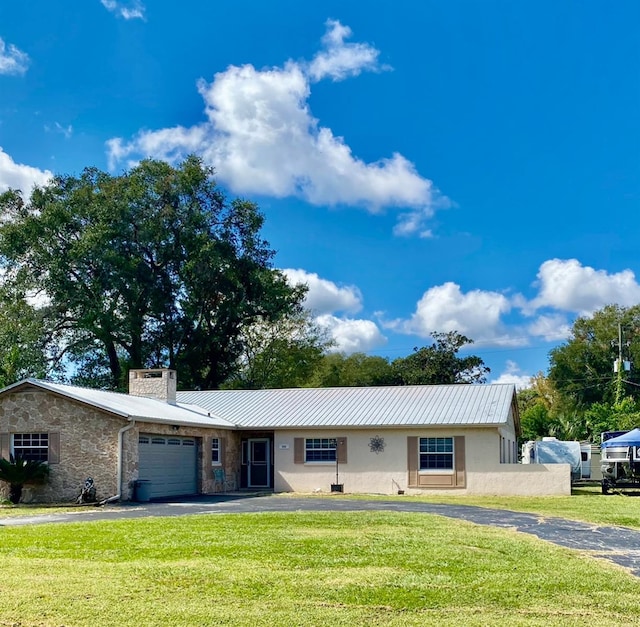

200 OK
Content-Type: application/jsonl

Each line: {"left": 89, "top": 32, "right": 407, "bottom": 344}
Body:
{"left": 600, "top": 429, "right": 640, "bottom": 494}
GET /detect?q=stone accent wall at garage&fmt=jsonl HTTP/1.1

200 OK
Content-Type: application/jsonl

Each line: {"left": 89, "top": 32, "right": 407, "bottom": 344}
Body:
{"left": 0, "top": 387, "right": 123, "bottom": 503}
{"left": 122, "top": 422, "right": 241, "bottom": 500}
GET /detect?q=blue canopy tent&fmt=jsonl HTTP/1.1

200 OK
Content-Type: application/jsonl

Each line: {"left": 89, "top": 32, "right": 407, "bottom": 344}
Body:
{"left": 601, "top": 428, "right": 640, "bottom": 448}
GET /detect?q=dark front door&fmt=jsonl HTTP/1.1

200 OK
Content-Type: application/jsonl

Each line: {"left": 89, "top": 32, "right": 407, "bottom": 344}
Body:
{"left": 248, "top": 438, "right": 270, "bottom": 488}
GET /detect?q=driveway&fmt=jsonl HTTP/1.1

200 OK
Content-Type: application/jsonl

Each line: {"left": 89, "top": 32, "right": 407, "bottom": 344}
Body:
{"left": 3, "top": 494, "right": 640, "bottom": 577}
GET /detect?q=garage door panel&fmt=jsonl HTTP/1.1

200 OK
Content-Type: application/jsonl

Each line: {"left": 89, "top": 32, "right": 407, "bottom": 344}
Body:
{"left": 138, "top": 434, "right": 197, "bottom": 498}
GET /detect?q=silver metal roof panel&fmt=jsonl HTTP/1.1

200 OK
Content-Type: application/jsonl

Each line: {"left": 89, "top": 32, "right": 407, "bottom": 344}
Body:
{"left": 4, "top": 379, "right": 235, "bottom": 428}
{"left": 177, "top": 384, "right": 516, "bottom": 429}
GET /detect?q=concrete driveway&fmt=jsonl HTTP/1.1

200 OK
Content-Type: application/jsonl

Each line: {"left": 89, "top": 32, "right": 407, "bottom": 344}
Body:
{"left": 3, "top": 494, "right": 640, "bottom": 577}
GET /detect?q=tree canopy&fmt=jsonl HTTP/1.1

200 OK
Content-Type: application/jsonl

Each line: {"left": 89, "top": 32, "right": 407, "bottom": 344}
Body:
{"left": 0, "top": 286, "right": 49, "bottom": 387}
{"left": 306, "top": 352, "right": 395, "bottom": 388}
{"left": 517, "top": 305, "right": 640, "bottom": 444}
{"left": 0, "top": 157, "right": 304, "bottom": 390}
{"left": 304, "top": 332, "right": 489, "bottom": 388}
{"left": 548, "top": 304, "right": 640, "bottom": 408}
{"left": 222, "top": 311, "right": 331, "bottom": 389}
{"left": 390, "top": 331, "right": 490, "bottom": 385}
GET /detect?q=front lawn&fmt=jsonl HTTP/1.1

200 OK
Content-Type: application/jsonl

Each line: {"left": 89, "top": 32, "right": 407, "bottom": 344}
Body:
{"left": 0, "top": 511, "right": 638, "bottom": 626}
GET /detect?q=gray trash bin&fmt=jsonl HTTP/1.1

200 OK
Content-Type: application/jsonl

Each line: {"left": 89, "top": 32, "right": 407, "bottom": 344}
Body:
{"left": 134, "top": 479, "right": 152, "bottom": 502}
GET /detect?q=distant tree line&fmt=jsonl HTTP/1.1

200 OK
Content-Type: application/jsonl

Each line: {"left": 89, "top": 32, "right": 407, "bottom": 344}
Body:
{"left": 520, "top": 304, "right": 640, "bottom": 443}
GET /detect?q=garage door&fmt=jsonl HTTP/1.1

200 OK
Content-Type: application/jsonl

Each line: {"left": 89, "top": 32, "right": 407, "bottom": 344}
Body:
{"left": 138, "top": 434, "right": 198, "bottom": 498}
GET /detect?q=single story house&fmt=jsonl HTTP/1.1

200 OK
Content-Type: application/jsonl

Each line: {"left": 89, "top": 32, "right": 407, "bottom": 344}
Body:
{"left": 0, "top": 368, "right": 570, "bottom": 502}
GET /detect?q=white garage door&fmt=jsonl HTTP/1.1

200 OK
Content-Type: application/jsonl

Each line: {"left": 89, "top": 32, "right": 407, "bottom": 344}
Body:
{"left": 138, "top": 434, "right": 198, "bottom": 498}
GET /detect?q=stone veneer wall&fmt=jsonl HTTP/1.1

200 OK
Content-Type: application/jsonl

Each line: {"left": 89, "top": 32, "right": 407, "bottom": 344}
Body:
{"left": 0, "top": 387, "right": 123, "bottom": 503}
{"left": 0, "top": 386, "right": 241, "bottom": 503}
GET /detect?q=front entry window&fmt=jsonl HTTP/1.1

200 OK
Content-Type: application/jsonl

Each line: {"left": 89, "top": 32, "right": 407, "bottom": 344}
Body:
{"left": 305, "top": 438, "right": 337, "bottom": 462}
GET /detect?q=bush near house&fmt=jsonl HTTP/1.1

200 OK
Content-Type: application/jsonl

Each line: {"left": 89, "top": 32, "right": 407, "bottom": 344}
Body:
{"left": 0, "top": 456, "right": 50, "bottom": 504}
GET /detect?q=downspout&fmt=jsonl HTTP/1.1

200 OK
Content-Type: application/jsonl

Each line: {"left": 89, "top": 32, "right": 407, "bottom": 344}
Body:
{"left": 99, "top": 419, "right": 136, "bottom": 505}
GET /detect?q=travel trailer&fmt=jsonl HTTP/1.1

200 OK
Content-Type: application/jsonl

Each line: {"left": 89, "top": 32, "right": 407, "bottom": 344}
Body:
{"left": 521, "top": 437, "right": 584, "bottom": 482}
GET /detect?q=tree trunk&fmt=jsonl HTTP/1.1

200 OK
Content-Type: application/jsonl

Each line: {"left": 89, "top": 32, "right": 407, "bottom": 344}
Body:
{"left": 9, "top": 483, "right": 22, "bottom": 504}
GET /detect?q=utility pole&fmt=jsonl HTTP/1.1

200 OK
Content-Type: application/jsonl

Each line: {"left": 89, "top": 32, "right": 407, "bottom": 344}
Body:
{"left": 613, "top": 323, "right": 630, "bottom": 406}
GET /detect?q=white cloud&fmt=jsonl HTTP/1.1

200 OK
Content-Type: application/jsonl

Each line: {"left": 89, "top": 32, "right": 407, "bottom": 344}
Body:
{"left": 389, "top": 281, "right": 523, "bottom": 346}
{"left": 307, "top": 19, "right": 386, "bottom": 82}
{"left": 491, "top": 360, "right": 532, "bottom": 390}
{"left": 0, "top": 37, "right": 29, "bottom": 75}
{"left": 106, "top": 20, "right": 445, "bottom": 236}
{"left": 44, "top": 122, "right": 73, "bottom": 139}
{"left": 0, "top": 147, "right": 52, "bottom": 195}
{"left": 100, "top": 0, "right": 145, "bottom": 20}
{"left": 527, "top": 314, "right": 572, "bottom": 342}
{"left": 526, "top": 259, "right": 640, "bottom": 316}
{"left": 281, "top": 268, "right": 385, "bottom": 353}
{"left": 283, "top": 268, "right": 362, "bottom": 315}
{"left": 316, "top": 314, "right": 387, "bottom": 354}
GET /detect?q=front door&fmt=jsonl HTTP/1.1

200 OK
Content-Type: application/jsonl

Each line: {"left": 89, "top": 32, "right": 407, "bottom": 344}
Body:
{"left": 248, "top": 438, "right": 270, "bottom": 488}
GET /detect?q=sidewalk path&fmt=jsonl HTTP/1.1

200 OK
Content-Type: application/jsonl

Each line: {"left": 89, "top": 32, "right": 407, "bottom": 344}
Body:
{"left": 2, "top": 495, "right": 639, "bottom": 576}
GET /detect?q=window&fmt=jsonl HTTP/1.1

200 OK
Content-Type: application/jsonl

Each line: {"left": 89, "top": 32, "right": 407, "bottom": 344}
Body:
{"left": 12, "top": 433, "right": 49, "bottom": 462}
{"left": 294, "top": 437, "right": 347, "bottom": 464}
{"left": 212, "top": 438, "right": 220, "bottom": 464}
{"left": 305, "top": 438, "right": 337, "bottom": 462}
{"left": 419, "top": 437, "right": 454, "bottom": 470}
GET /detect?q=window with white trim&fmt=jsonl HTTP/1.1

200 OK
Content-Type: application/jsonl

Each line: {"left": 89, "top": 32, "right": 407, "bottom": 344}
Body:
{"left": 212, "top": 438, "right": 220, "bottom": 464}
{"left": 419, "top": 437, "right": 454, "bottom": 470}
{"left": 305, "top": 438, "right": 337, "bottom": 462}
{"left": 12, "top": 433, "right": 49, "bottom": 462}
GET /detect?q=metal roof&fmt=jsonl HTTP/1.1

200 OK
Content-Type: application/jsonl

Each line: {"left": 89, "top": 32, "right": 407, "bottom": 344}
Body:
{"left": 177, "top": 384, "right": 517, "bottom": 430}
{"left": 3, "top": 379, "right": 235, "bottom": 429}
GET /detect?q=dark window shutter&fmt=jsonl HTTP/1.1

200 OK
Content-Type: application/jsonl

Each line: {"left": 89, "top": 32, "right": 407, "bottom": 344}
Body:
{"left": 219, "top": 437, "right": 226, "bottom": 464}
{"left": 0, "top": 433, "right": 9, "bottom": 460}
{"left": 454, "top": 436, "right": 465, "bottom": 487}
{"left": 294, "top": 438, "right": 304, "bottom": 464}
{"left": 337, "top": 437, "right": 347, "bottom": 464}
{"left": 407, "top": 436, "right": 418, "bottom": 487}
{"left": 48, "top": 432, "right": 61, "bottom": 464}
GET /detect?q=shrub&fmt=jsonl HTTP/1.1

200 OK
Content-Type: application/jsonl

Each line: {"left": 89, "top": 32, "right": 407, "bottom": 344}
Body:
{"left": 0, "top": 456, "right": 50, "bottom": 504}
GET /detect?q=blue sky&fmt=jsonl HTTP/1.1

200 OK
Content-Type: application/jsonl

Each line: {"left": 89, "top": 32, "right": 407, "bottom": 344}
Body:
{"left": 1, "top": 1, "right": 639, "bottom": 387}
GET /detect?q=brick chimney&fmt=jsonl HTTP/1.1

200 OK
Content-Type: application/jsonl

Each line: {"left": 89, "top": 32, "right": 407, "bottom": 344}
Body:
{"left": 128, "top": 369, "right": 177, "bottom": 405}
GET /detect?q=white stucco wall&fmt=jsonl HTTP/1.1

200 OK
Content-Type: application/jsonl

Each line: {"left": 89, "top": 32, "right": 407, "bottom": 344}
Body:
{"left": 466, "top": 463, "right": 571, "bottom": 496}
{"left": 273, "top": 427, "right": 569, "bottom": 496}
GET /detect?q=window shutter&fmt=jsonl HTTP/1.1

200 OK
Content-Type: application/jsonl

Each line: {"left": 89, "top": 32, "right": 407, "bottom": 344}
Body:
{"left": 336, "top": 437, "right": 347, "bottom": 464}
{"left": 407, "top": 436, "right": 418, "bottom": 487}
{"left": 219, "top": 437, "right": 226, "bottom": 464}
{"left": 48, "top": 432, "right": 61, "bottom": 464}
{"left": 294, "top": 438, "right": 304, "bottom": 464}
{"left": 0, "top": 433, "right": 9, "bottom": 460}
{"left": 454, "top": 436, "right": 465, "bottom": 487}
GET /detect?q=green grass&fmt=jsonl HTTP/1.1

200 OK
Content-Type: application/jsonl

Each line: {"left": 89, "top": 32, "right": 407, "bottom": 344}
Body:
{"left": 0, "top": 502, "right": 97, "bottom": 517}
{"left": 0, "top": 511, "right": 638, "bottom": 626}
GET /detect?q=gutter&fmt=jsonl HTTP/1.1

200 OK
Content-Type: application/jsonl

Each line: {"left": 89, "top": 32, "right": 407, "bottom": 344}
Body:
{"left": 99, "top": 419, "right": 136, "bottom": 505}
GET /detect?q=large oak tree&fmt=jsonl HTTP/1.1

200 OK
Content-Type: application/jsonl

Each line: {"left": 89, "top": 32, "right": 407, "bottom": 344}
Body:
{"left": 0, "top": 157, "right": 304, "bottom": 390}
